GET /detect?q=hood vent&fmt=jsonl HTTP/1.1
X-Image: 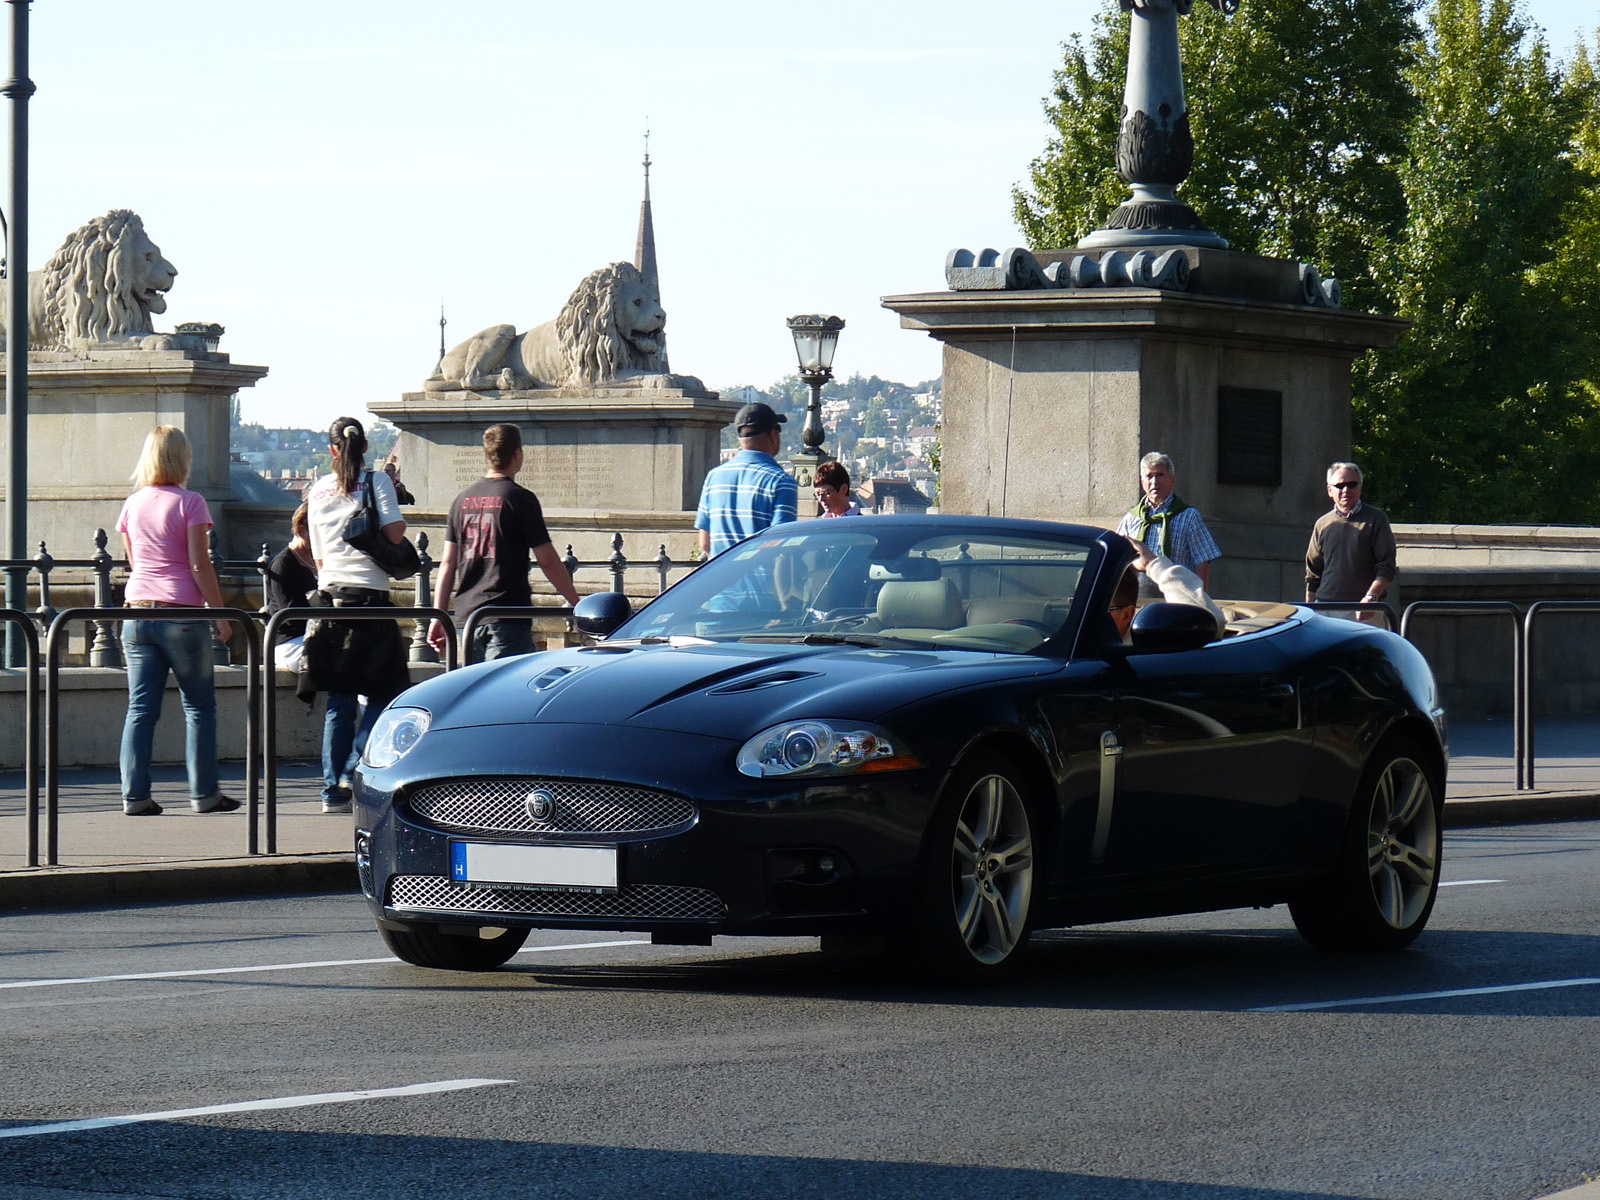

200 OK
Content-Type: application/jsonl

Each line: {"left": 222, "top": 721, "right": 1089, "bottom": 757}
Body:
{"left": 707, "top": 670, "right": 822, "bottom": 696}
{"left": 529, "top": 665, "right": 582, "bottom": 692}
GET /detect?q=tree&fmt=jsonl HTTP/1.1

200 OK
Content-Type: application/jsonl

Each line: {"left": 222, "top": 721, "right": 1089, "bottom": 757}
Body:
{"left": 1014, "top": 0, "right": 1418, "bottom": 311}
{"left": 1353, "top": 0, "right": 1600, "bottom": 521}
{"left": 863, "top": 398, "right": 891, "bottom": 439}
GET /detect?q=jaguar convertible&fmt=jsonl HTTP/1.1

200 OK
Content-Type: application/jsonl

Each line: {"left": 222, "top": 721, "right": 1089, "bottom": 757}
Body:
{"left": 353, "top": 516, "right": 1447, "bottom": 980}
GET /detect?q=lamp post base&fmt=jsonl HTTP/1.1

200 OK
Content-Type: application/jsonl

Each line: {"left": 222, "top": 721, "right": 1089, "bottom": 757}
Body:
{"left": 787, "top": 449, "right": 831, "bottom": 519}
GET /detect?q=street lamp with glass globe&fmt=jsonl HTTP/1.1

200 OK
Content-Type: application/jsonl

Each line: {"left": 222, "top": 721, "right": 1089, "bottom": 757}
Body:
{"left": 786, "top": 314, "right": 844, "bottom": 458}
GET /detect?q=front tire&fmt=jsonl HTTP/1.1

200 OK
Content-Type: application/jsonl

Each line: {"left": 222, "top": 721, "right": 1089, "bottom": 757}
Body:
{"left": 908, "top": 755, "right": 1039, "bottom": 981}
{"left": 379, "top": 924, "right": 530, "bottom": 971}
{"left": 1290, "top": 739, "right": 1442, "bottom": 951}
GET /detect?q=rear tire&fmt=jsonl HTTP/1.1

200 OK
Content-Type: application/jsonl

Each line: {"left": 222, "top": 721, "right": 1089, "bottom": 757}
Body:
{"left": 1290, "top": 739, "right": 1442, "bottom": 951}
{"left": 379, "top": 924, "right": 530, "bottom": 971}
{"left": 907, "top": 755, "right": 1040, "bottom": 982}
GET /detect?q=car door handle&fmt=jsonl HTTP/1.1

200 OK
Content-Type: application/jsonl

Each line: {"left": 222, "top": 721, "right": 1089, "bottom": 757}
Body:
{"left": 1261, "top": 682, "right": 1296, "bottom": 697}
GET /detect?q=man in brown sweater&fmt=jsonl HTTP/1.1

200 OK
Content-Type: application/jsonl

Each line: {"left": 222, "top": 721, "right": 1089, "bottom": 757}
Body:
{"left": 1305, "top": 461, "right": 1397, "bottom": 611}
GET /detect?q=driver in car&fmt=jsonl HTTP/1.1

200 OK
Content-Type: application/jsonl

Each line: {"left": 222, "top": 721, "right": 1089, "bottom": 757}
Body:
{"left": 1110, "top": 538, "right": 1227, "bottom": 643}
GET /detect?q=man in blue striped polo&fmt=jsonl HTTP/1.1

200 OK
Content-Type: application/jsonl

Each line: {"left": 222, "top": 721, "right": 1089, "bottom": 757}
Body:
{"left": 695, "top": 402, "right": 799, "bottom": 558}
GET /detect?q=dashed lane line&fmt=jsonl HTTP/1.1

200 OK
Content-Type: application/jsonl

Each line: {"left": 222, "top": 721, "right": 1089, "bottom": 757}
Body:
{"left": 1439, "top": 879, "right": 1506, "bottom": 887}
{"left": 0, "top": 1078, "right": 514, "bottom": 1139}
{"left": 0, "top": 939, "right": 649, "bottom": 991}
{"left": 1251, "top": 976, "right": 1600, "bottom": 1013}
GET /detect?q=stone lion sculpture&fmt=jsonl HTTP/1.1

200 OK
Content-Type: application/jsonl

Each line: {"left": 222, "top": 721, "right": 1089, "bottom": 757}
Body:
{"left": 0, "top": 209, "right": 178, "bottom": 351}
{"left": 430, "top": 260, "right": 701, "bottom": 392}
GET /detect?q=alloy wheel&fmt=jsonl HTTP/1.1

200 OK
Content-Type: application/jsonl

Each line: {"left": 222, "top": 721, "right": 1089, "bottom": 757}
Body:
{"left": 1366, "top": 756, "right": 1438, "bottom": 930}
{"left": 950, "top": 773, "right": 1035, "bottom": 965}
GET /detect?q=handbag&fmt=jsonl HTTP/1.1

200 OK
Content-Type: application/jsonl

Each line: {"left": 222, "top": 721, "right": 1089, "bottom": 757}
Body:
{"left": 341, "top": 470, "right": 421, "bottom": 580}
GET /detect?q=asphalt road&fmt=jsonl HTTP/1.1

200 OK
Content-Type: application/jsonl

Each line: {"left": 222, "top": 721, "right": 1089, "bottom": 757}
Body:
{"left": 2, "top": 821, "right": 1599, "bottom": 1200}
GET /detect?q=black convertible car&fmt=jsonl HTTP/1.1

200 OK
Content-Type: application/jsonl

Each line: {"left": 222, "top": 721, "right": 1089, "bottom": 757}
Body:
{"left": 353, "top": 516, "right": 1447, "bottom": 980}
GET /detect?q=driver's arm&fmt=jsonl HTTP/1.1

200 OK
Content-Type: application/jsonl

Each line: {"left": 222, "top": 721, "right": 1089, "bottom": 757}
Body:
{"left": 1138, "top": 544, "right": 1227, "bottom": 636}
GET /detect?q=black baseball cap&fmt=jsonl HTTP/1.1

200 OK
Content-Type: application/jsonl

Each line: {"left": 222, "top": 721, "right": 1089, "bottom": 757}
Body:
{"left": 735, "top": 402, "right": 787, "bottom": 437}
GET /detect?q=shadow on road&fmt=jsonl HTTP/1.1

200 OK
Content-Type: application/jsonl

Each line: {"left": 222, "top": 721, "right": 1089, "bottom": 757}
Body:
{"left": 0, "top": 1121, "right": 1373, "bottom": 1200}
{"left": 482, "top": 926, "right": 1600, "bottom": 1020}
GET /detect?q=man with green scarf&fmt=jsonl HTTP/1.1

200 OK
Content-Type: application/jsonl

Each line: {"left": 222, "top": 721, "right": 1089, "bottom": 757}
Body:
{"left": 1114, "top": 451, "right": 1221, "bottom": 589}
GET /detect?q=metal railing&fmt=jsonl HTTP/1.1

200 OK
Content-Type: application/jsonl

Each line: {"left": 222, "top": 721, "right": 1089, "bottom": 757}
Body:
{"left": 43, "top": 607, "right": 262, "bottom": 865}
{"left": 0, "top": 609, "right": 40, "bottom": 866}
{"left": 1400, "top": 601, "right": 1527, "bottom": 790}
{"left": 262, "top": 605, "right": 456, "bottom": 855}
{"left": 1522, "top": 601, "right": 1600, "bottom": 791}
{"left": 0, "top": 528, "right": 276, "bottom": 669}
{"left": 561, "top": 533, "right": 689, "bottom": 595}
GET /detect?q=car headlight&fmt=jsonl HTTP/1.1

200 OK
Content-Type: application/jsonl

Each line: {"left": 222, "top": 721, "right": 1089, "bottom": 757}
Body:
{"left": 737, "top": 720, "right": 921, "bottom": 779}
{"left": 362, "top": 707, "right": 431, "bottom": 770}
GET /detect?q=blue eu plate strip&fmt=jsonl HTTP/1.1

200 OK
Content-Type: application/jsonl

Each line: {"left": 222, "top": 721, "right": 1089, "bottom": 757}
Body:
{"left": 450, "top": 843, "right": 468, "bottom": 880}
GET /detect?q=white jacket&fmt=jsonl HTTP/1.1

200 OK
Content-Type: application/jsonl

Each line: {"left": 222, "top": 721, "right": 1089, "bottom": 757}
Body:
{"left": 1144, "top": 554, "right": 1227, "bottom": 638}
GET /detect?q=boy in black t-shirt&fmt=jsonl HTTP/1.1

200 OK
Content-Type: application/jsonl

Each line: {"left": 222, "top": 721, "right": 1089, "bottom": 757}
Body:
{"left": 428, "top": 424, "right": 580, "bottom": 661}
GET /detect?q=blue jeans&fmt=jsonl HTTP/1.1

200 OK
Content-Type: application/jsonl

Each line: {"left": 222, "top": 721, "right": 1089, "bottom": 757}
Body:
{"left": 323, "top": 692, "right": 383, "bottom": 803}
{"left": 472, "top": 619, "right": 535, "bottom": 662}
{"left": 120, "top": 619, "right": 218, "bottom": 802}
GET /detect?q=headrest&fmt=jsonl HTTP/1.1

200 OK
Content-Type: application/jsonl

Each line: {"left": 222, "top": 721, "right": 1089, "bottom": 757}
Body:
{"left": 876, "top": 579, "right": 965, "bottom": 630}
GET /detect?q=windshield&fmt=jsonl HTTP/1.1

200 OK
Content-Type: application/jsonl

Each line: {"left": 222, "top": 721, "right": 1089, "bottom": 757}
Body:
{"left": 615, "top": 522, "right": 1095, "bottom": 654}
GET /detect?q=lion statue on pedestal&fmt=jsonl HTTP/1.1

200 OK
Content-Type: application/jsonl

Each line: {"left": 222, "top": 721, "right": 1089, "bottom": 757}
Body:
{"left": 429, "top": 260, "right": 702, "bottom": 392}
{"left": 0, "top": 209, "right": 179, "bottom": 351}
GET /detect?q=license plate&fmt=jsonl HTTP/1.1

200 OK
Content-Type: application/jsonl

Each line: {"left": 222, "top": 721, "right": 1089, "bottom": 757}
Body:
{"left": 449, "top": 842, "right": 618, "bottom": 892}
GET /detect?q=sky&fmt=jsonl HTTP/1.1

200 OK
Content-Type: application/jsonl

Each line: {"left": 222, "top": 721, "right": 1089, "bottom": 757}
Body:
{"left": 22, "top": 0, "right": 1598, "bottom": 433}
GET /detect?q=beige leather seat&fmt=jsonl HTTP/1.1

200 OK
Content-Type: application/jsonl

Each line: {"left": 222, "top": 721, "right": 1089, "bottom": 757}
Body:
{"left": 875, "top": 579, "right": 965, "bottom": 630}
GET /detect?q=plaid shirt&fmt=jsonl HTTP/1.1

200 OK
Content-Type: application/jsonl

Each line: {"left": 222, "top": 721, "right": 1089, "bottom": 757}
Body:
{"left": 1116, "top": 499, "right": 1221, "bottom": 573}
{"left": 694, "top": 450, "right": 799, "bottom": 556}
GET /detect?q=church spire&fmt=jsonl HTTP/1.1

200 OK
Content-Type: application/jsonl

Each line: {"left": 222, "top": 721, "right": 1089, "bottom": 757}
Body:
{"left": 634, "top": 127, "right": 658, "bottom": 286}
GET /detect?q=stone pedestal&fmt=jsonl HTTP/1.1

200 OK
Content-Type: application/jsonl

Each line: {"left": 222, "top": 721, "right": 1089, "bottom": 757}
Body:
{"left": 0, "top": 348, "right": 269, "bottom": 559}
{"left": 787, "top": 449, "right": 827, "bottom": 519}
{"left": 883, "top": 249, "right": 1408, "bottom": 601}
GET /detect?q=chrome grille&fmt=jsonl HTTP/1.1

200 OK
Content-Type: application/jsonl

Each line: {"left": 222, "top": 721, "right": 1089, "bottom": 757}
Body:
{"left": 388, "top": 875, "right": 725, "bottom": 921}
{"left": 404, "top": 777, "right": 696, "bottom": 837}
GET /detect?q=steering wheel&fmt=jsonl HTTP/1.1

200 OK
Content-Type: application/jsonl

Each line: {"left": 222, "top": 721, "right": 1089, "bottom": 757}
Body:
{"left": 817, "top": 608, "right": 876, "bottom": 631}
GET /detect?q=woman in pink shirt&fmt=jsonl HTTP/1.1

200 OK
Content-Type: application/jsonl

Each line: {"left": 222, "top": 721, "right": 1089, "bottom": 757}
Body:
{"left": 115, "top": 426, "right": 238, "bottom": 816}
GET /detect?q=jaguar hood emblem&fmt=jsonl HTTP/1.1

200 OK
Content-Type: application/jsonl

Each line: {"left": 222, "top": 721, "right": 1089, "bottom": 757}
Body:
{"left": 525, "top": 789, "right": 555, "bottom": 822}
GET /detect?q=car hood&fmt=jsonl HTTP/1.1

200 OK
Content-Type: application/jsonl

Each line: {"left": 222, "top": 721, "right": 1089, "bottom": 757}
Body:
{"left": 401, "top": 641, "right": 1065, "bottom": 741}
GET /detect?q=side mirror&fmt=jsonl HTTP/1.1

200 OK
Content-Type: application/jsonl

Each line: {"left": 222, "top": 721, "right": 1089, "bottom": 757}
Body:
{"left": 1129, "top": 602, "right": 1218, "bottom": 653}
{"left": 574, "top": 592, "right": 633, "bottom": 638}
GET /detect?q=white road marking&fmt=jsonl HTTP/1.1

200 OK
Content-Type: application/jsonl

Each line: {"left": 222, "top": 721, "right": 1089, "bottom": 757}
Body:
{"left": 1438, "top": 879, "right": 1505, "bottom": 887}
{"left": 0, "top": 1078, "right": 513, "bottom": 1139}
{"left": 0, "top": 939, "right": 649, "bottom": 992}
{"left": 1252, "top": 977, "right": 1600, "bottom": 1013}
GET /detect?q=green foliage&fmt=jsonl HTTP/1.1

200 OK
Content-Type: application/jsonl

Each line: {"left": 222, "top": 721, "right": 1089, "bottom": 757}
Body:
{"left": 863, "top": 398, "right": 891, "bottom": 439}
{"left": 1178, "top": 0, "right": 1419, "bottom": 313}
{"left": 1354, "top": 1, "right": 1600, "bottom": 521}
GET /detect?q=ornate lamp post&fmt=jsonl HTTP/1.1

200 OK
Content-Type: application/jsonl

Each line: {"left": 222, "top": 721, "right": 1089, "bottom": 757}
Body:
{"left": 787, "top": 314, "right": 844, "bottom": 456}
{"left": 784, "top": 314, "right": 843, "bottom": 515}
{"left": 1078, "top": 0, "right": 1236, "bottom": 250}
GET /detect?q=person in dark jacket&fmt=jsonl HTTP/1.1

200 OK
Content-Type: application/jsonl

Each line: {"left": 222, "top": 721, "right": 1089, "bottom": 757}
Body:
{"left": 265, "top": 503, "right": 318, "bottom": 669}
